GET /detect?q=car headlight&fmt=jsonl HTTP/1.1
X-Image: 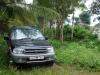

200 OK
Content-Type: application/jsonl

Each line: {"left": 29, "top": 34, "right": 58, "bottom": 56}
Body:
{"left": 13, "top": 48, "right": 24, "bottom": 54}
{"left": 47, "top": 47, "right": 55, "bottom": 54}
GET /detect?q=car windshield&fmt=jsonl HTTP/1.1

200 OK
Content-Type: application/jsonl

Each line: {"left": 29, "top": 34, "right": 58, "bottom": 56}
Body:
{"left": 11, "top": 28, "right": 45, "bottom": 40}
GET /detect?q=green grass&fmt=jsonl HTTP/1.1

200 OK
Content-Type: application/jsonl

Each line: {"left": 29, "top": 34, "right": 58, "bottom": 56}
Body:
{"left": 50, "top": 40, "right": 100, "bottom": 71}
{"left": 0, "top": 65, "right": 71, "bottom": 75}
{"left": 0, "top": 36, "right": 100, "bottom": 75}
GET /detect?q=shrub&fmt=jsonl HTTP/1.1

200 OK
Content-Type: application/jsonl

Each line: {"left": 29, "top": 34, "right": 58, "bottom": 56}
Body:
{"left": 63, "top": 25, "right": 72, "bottom": 40}
{"left": 44, "top": 24, "right": 97, "bottom": 41}
{"left": 63, "top": 25, "right": 97, "bottom": 41}
{"left": 0, "top": 35, "right": 8, "bottom": 67}
{"left": 43, "top": 27, "right": 57, "bottom": 39}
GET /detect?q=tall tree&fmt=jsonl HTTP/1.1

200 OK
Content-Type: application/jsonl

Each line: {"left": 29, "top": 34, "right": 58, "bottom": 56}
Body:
{"left": 38, "top": 0, "right": 81, "bottom": 43}
{"left": 32, "top": 0, "right": 60, "bottom": 33}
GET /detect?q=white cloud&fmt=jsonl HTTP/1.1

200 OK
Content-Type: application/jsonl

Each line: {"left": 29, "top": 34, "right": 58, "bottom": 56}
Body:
{"left": 91, "top": 15, "right": 99, "bottom": 26}
{"left": 25, "top": 0, "right": 33, "bottom": 4}
{"left": 85, "top": 0, "right": 94, "bottom": 9}
{"left": 74, "top": 9, "right": 82, "bottom": 17}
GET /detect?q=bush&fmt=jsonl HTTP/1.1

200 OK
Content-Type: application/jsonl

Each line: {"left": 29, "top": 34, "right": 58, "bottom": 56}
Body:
{"left": 0, "top": 36, "right": 8, "bottom": 66}
{"left": 64, "top": 25, "right": 97, "bottom": 41}
{"left": 44, "top": 24, "right": 97, "bottom": 41}
{"left": 44, "top": 27, "right": 56, "bottom": 38}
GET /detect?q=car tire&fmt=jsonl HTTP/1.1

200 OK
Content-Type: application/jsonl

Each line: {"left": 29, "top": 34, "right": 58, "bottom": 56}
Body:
{"left": 47, "top": 61, "right": 54, "bottom": 66}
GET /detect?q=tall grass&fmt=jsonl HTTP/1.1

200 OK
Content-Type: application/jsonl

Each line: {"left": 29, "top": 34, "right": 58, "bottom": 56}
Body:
{"left": 50, "top": 40, "right": 100, "bottom": 71}
{"left": 0, "top": 65, "right": 71, "bottom": 75}
{"left": 0, "top": 36, "right": 8, "bottom": 67}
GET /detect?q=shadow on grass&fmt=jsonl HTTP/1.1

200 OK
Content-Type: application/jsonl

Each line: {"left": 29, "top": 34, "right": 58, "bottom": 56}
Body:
{"left": 12, "top": 62, "right": 54, "bottom": 70}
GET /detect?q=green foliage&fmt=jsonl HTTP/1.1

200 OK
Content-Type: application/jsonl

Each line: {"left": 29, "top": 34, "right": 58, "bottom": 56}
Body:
{"left": 37, "top": 0, "right": 82, "bottom": 43}
{"left": 0, "top": 21, "right": 9, "bottom": 33}
{"left": 0, "top": 0, "right": 60, "bottom": 32}
{"left": 38, "top": 0, "right": 81, "bottom": 19}
{"left": 31, "top": 5, "right": 60, "bottom": 20}
{"left": 63, "top": 25, "right": 72, "bottom": 40}
{"left": 63, "top": 25, "right": 97, "bottom": 41}
{"left": 0, "top": 36, "right": 8, "bottom": 67}
{"left": 43, "top": 25, "right": 97, "bottom": 41}
{"left": 0, "top": 7, "right": 8, "bottom": 21}
{"left": 0, "top": 0, "right": 23, "bottom": 32}
{"left": 43, "top": 27, "right": 56, "bottom": 38}
{"left": 50, "top": 40, "right": 100, "bottom": 71}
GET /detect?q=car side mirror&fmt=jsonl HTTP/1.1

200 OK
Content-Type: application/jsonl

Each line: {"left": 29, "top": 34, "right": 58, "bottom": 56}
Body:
{"left": 4, "top": 37, "right": 9, "bottom": 41}
{"left": 45, "top": 36, "right": 48, "bottom": 40}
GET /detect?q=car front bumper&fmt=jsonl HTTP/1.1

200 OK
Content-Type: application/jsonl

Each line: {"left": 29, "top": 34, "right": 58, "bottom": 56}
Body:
{"left": 11, "top": 53, "right": 55, "bottom": 64}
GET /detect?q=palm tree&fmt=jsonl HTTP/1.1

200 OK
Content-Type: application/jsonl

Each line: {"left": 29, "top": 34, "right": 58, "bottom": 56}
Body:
{"left": 37, "top": 0, "right": 82, "bottom": 43}
{"left": 0, "top": 0, "right": 24, "bottom": 33}
{"left": 0, "top": 0, "right": 60, "bottom": 33}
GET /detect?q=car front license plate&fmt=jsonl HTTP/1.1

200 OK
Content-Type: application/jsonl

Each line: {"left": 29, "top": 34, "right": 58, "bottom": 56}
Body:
{"left": 29, "top": 56, "right": 44, "bottom": 60}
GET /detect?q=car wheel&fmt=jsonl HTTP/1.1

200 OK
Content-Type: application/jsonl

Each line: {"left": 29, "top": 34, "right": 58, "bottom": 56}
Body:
{"left": 47, "top": 61, "right": 54, "bottom": 66}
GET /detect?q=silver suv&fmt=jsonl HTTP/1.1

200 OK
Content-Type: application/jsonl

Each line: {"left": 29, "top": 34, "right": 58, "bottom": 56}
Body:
{"left": 4, "top": 26, "right": 55, "bottom": 65}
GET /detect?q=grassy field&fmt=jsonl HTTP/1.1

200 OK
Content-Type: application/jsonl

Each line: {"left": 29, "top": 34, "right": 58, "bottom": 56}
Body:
{"left": 0, "top": 36, "right": 100, "bottom": 75}
{"left": 50, "top": 40, "right": 100, "bottom": 71}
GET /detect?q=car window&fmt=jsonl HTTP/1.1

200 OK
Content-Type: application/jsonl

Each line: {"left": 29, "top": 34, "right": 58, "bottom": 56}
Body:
{"left": 11, "top": 28, "right": 45, "bottom": 40}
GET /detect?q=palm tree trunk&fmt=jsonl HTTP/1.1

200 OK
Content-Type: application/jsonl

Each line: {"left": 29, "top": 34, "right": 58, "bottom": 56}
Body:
{"left": 42, "top": 18, "right": 45, "bottom": 34}
{"left": 60, "top": 19, "right": 64, "bottom": 44}
{"left": 0, "top": 20, "right": 8, "bottom": 34}
{"left": 49, "top": 20, "right": 54, "bottom": 38}
{"left": 38, "top": 17, "right": 45, "bottom": 34}
{"left": 56, "top": 19, "right": 64, "bottom": 44}
{"left": 71, "top": 10, "right": 75, "bottom": 40}
{"left": 56, "top": 20, "right": 60, "bottom": 39}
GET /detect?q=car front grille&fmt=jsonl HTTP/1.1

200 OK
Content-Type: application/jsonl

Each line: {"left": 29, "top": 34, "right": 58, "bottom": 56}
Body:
{"left": 24, "top": 49, "right": 47, "bottom": 54}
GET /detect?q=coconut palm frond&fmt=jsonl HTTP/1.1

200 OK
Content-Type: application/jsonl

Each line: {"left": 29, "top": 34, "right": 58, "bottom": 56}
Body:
{"left": 4, "top": 0, "right": 60, "bottom": 25}
{"left": 31, "top": 5, "right": 61, "bottom": 20}
{"left": 10, "top": 5, "right": 60, "bottom": 25}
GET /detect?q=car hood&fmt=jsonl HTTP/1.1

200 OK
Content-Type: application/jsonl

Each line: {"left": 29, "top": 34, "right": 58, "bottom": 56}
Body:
{"left": 11, "top": 39, "right": 51, "bottom": 48}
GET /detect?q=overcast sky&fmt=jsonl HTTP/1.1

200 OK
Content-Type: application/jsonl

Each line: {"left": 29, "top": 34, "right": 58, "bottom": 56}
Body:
{"left": 25, "top": 0, "right": 33, "bottom": 4}
{"left": 25, "top": 0, "right": 99, "bottom": 26}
